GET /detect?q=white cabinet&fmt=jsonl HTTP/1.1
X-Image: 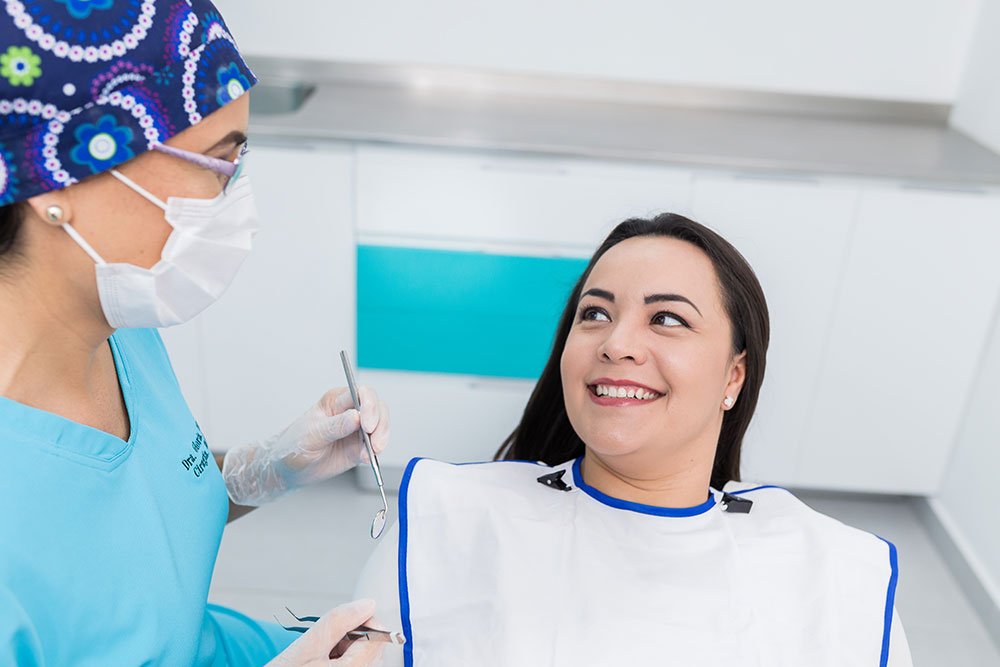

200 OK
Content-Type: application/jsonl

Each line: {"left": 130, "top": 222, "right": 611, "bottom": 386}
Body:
{"left": 798, "top": 186, "right": 1000, "bottom": 493}
{"left": 356, "top": 370, "right": 535, "bottom": 469}
{"left": 690, "top": 175, "right": 860, "bottom": 486}
{"left": 356, "top": 145, "right": 695, "bottom": 253}
{"left": 162, "top": 143, "right": 357, "bottom": 450}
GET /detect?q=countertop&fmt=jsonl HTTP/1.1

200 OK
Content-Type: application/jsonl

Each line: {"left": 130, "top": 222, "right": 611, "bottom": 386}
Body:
{"left": 246, "top": 58, "right": 1000, "bottom": 187}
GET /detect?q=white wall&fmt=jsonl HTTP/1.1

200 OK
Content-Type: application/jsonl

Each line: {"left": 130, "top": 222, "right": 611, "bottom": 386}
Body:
{"left": 951, "top": 0, "right": 1000, "bottom": 152}
{"left": 216, "top": 0, "right": 981, "bottom": 104}
{"left": 935, "top": 296, "right": 1000, "bottom": 608}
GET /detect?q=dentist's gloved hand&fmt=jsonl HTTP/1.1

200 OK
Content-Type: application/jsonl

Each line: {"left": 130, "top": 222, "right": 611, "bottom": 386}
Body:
{"left": 266, "top": 599, "right": 385, "bottom": 667}
{"left": 222, "top": 386, "right": 390, "bottom": 506}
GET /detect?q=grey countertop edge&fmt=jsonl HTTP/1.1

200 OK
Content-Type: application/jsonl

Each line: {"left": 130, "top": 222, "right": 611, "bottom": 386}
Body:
{"left": 244, "top": 62, "right": 1000, "bottom": 188}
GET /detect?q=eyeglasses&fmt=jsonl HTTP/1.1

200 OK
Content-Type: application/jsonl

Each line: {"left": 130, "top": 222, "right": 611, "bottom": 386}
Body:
{"left": 151, "top": 140, "right": 248, "bottom": 195}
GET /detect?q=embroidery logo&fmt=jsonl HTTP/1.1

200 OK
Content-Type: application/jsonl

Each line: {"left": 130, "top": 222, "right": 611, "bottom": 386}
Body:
{"left": 180, "top": 423, "right": 212, "bottom": 478}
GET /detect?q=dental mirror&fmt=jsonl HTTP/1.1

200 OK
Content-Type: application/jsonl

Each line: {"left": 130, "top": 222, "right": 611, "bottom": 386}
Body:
{"left": 340, "top": 350, "right": 388, "bottom": 539}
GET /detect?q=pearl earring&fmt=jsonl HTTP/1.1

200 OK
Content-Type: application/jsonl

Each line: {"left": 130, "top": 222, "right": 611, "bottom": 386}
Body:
{"left": 46, "top": 205, "right": 64, "bottom": 222}
{"left": 723, "top": 396, "right": 735, "bottom": 408}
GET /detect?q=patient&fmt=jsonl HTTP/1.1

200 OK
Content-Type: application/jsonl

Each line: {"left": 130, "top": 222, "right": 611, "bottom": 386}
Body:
{"left": 356, "top": 214, "right": 913, "bottom": 666}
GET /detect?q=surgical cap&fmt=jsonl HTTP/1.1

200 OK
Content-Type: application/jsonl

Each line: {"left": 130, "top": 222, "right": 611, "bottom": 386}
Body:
{"left": 0, "top": 0, "right": 257, "bottom": 205}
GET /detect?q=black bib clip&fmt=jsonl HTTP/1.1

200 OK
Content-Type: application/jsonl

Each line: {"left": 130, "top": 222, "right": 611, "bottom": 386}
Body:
{"left": 720, "top": 492, "right": 753, "bottom": 514}
{"left": 537, "top": 470, "right": 573, "bottom": 492}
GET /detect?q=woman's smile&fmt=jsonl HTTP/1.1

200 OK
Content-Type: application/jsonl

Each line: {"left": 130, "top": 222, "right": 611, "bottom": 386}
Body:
{"left": 587, "top": 377, "right": 665, "bottom": 406}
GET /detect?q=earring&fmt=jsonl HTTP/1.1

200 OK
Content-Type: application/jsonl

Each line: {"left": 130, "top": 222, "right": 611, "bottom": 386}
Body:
{"left": 46, "top": 205, "right": 64, "bottom": 222}
{"left": 723, "top": 396, "right": 735, "bottom": 408}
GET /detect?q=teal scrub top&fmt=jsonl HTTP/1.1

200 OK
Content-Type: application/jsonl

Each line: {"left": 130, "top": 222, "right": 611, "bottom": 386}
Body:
{"left": 0, "top": 328, "right": 298, "bottom": 666}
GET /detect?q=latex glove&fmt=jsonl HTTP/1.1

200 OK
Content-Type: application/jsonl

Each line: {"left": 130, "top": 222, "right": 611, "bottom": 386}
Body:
{"left": 222, "top": 386, "right": 390, "bottom": 506}
{"left": 266, "top": 599, "right": 385, "bottom": 667}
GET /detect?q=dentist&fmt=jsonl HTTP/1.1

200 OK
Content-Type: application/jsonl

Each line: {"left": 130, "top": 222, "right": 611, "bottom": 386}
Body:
{"left": 0, "top": 2, "right": 387, "bottom": 665}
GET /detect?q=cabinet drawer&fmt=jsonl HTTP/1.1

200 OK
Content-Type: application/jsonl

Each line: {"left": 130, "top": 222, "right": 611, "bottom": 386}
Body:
{"left": 358, "top": 244, "right": 587, "bottom": 378}
{"left": 356, "top": 145, "right": 694, "bottom": 251}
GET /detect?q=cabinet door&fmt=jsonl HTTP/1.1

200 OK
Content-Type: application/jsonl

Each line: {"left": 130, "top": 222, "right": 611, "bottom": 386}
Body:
{"left": 690, "top": 175, "right": 859, "bottom": 485}
{"left": 356, "top": 145, "right": 694, "bottom": 253}
{"left": 166, "top": 144, "right": 357, "bottom": 451}
{"left": 798, "top": 186, "right": 1000, "bottom": 493}
{"left": 357, "top": 370, "right": 535, "bottom": 469}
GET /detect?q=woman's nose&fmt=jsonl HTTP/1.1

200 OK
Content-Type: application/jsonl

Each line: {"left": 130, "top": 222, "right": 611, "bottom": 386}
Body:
{"left": 597, "top": 321, "right": 647, "bottom": 364}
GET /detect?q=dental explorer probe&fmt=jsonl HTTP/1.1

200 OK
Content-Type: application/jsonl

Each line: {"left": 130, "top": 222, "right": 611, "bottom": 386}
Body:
{"left": 340, "top": 350, "right": 388, "bottom": 539}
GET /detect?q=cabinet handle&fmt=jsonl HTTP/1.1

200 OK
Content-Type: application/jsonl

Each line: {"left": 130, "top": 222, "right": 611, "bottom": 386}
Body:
{"left": 480, "top": 162, "right": 569, "bottom": 176}
{"left": 466, "top": 379, "right": 535, "bottom": 393}
{"left": 899, "top": 182, "right": 987, "bottom": 195}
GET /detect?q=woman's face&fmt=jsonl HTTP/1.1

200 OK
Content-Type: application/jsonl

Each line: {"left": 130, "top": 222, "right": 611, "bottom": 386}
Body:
{"left": 560, "top": 236, "right": 746, "bottom": 468}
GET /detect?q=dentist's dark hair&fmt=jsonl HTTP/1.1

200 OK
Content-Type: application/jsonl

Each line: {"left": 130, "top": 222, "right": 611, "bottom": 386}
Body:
{"left": 495, "top": 213, "right": 770, "bottom": 490}
{"left": 0, "top": 204, "right": 25, "bottom": 268}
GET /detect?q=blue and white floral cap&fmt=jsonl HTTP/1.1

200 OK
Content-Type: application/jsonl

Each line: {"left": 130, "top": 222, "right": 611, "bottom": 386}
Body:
{"left": 0, "top": 0, "right": 257, "bottom": 205}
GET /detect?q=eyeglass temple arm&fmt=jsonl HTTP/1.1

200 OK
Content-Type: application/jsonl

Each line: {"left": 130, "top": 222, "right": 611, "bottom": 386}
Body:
{"left": 151, "top": 142, "right": 239, "bottom": 177}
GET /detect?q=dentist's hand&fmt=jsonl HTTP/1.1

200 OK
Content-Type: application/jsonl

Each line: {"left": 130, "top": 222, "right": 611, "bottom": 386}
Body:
{"left": 266, "top": 599, "right": 385, "bottom": 667}
{"left": 222, "top": 386, "right": 390, "bottom": 506}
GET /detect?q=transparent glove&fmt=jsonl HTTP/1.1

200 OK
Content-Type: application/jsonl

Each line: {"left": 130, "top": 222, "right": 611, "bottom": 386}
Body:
{"left": 266, "top": 599, "right": 385, "bottom": 667}
{"left": 222, "top": 386, "right": 390, "bottom": 506}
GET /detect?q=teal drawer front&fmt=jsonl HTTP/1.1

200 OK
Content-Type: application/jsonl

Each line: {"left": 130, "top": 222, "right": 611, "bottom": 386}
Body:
{"left": 357, "top": 245, "right": 588, "bottom": 378}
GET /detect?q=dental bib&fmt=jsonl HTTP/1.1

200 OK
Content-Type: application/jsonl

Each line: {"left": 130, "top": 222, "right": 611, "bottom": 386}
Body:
{"left": 395, "top": 457, "right": 901, "bottom": 666}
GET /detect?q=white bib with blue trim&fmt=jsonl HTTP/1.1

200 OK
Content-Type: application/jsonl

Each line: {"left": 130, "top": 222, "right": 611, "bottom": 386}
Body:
{"left": 391, "top": 457, "right": 904, "bottom": 667}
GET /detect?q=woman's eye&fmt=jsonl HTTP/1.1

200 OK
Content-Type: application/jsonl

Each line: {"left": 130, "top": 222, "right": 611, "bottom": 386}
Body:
{"left": 652, "top": 312, "right": 687, "bottom": 328}
{"left": 580, "top": 306, "right": 610, "bottom": 322}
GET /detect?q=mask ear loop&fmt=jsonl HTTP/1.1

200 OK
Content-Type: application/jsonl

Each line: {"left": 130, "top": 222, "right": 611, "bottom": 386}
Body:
{"left": 61, "top": 222, "right": 107, "bottom": 265}
{"left": 110, "top": 169, "right": 168, "bottom": 211}
{"left": 61, "top": 170, "right": 170, "bottom": 265}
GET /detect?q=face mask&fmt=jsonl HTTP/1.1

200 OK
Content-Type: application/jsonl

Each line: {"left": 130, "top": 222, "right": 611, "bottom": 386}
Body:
{"left": 62, "top": 171, "right": 259, "bottom": 329}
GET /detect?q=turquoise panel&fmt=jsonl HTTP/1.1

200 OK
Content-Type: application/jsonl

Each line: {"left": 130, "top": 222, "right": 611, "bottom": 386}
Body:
{"left": 357, "top": 245, "right": 588, "bottom": 379}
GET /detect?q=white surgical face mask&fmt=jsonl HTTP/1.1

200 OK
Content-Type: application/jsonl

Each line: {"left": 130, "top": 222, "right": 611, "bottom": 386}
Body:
{"left": 62, "top": 171, "right": 259, "bottom": 329}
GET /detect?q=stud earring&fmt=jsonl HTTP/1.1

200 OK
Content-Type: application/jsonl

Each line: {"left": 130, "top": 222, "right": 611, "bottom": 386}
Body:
{"left": 46, "top": 205, "right": 64, "bottom": 223}
{"left": 723, "top": 396, "right": 735, "bottom": 408}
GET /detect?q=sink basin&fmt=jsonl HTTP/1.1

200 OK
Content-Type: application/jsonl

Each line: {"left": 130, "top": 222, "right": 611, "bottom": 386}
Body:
{"left": 249, "top": 80, "right": 316, "bottom": 115}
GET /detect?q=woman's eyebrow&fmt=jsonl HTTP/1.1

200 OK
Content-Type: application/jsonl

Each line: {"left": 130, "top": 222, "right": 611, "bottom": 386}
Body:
{"left": 644, "top": 293, "right": 702, "bottom": 316}
{"left": 581, "top": 288, "right": 615, "bottom": 302}
{"left": 203, "top": 130, "right": 247, "bottom": 153}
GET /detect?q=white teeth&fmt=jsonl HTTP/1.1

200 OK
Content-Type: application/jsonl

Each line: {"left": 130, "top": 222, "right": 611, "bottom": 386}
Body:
{"left": 592, "top": 385, "right": 661, "bottom": 400}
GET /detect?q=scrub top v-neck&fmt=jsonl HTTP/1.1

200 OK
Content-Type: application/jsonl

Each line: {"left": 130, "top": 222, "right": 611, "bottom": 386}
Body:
{"left": 0, "top": 327, "right": 296, "bottom": 666}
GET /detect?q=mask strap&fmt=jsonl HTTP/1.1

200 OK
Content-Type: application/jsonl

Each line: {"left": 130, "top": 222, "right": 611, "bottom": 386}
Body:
{"left": 61, "top": 223, "right": 107, "bottom": 265}
{"left": 110, "top": 169, "right": 168, "bottom": 211}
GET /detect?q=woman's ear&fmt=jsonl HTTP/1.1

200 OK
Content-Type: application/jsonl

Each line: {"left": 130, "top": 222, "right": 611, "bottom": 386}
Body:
{"left": 723, "top": 350, "right": 747, "bottom": 409}
{"left": 24, "top": 192, "right": 73, "bottom": 228}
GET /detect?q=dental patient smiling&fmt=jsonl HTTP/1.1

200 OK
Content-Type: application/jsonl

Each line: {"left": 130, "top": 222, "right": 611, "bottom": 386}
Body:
{"left": 560, "top": 232, "right": 741, "bottom": 510}
{"left": 356, "top": 214, "right": 913, "bottom": 667}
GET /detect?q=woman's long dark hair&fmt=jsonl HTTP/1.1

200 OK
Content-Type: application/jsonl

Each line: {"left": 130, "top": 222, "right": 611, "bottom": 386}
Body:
{"left": 495, "top": 213, "right": 770, "bottom": 490}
